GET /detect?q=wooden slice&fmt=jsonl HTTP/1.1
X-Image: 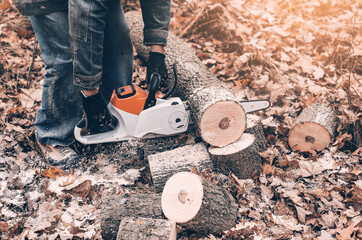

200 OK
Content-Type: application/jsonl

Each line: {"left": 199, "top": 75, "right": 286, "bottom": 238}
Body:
{"left": 148, "top": 143, "right": 213, "bottom": 193}
{"left": 161, "top": 172, "right": 237, "bottom": 234}
{"left": 288, "top": 104, "right": 338, "bottom": 154}
{"left": 208, "top": 133, "right": 262, "bottom": 179}
{"left": 200, "top": 101, "right": 246, "bottom": 147}
{"left": 117, "top": 217, "right": 176, "bottom": 240}
{"left": 102, "top": 193, "right": 163, "bottom": 240}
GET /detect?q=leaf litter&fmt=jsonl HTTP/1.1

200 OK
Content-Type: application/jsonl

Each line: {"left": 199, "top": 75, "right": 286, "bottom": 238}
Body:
{"left": 0, "top": 0, "right": 361, "bottom": 239}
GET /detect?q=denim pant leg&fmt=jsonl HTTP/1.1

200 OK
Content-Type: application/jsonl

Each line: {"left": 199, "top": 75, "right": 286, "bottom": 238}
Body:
{"left": 29, "top": 12, "right": 83, "bottom": 146}
{"left": 69, "top": 0, "right": 133, "bottom": 97}
{"left": 101, "top": 0, "right": 133, "bottom": 101}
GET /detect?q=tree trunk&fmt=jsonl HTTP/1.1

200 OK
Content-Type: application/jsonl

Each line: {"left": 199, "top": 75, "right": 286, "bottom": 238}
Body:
{"left": 148, "top": 143, "right": 213, "bottom": 192}
{"left": 208, "top": 133, "right": 262, "bottom": 179}
{"left": 126, "top": 11, "right": 246, "bottom": 147}
{"left": 102, "top": 193, "right": 163, "bottom": 240}
{"left": 288, "top": 104, "right": 338, "bottom": 154}
{"left": 245, "top": 114, "right": 267, "bottom": 152}
{"left": 161, "top": 172, "right": 237, "bottom": 234}
{"left": 117, "top": 217, "right": 176, "bottom": 240}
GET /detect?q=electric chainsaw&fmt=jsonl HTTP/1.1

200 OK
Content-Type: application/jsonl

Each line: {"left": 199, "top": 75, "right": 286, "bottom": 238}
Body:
{"left": 74, "top": 64, "right": 270, "bottom": 145}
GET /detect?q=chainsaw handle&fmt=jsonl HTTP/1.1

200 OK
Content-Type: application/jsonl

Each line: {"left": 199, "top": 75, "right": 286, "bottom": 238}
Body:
{"left": 161, "top": 63, "right": 178, "bottom": 99}
{"left": 143, "top": 72, "right": 161, "bottom": 110}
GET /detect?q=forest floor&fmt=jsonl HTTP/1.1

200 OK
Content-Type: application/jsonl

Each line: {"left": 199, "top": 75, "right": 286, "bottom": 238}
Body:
{"left": 0, "top": 0, "right": 361, "bottom": 239}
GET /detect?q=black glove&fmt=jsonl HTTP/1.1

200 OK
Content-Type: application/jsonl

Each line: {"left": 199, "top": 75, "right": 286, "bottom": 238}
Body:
{"left": 146, "top": 52, "right": 168, "bottom": 89}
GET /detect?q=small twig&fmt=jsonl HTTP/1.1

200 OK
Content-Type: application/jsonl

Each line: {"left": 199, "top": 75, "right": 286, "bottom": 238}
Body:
{"left": 27, "top": 37, "right": 37, "bottom": 88}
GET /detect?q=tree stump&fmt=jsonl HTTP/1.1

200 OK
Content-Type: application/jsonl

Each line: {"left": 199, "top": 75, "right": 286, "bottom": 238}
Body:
{"left": 148, "top": 143, "right": 213, "bottom": 192}
{"left": 245, "top": 114, "right": 267, "bottom": 152}
{"left": 208, "top": 133, "right": 262, "bottom": 179}
{"left": 161, "top": 172, "right": 237, "bottom": 234}
{"left": 288, "top": 104, "right": 338, "bottom": 154}
{"left": 102, "top": 193, "right": 163, "bottom": 240}
{"left": 126, "top": 11, "right": 246, "bottom": 147}
{"left": 117, "top": 217, "right": 176, "bottom": 240}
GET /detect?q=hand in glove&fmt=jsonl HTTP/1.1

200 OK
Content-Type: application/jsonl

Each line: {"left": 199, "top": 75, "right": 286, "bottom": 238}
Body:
{"left": 146, "top": 52, "right": 168, "bottom": 89}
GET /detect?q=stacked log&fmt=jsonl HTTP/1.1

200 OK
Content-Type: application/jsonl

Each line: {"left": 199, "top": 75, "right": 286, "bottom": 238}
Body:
{"left": 245, "top": 114, "right": 267, "bottom": 152}
{"left": 148, "top": 143, "right": 213, "bottom": 192}
{"left": 101, "top": 193, "right": 163, "bottom": 240}
{"left": 117, "top": 217, "right": 176, "bottom": 240}
{"left": 208, "top": 133, "right": 262, "bottom": 179}
{"left": 126, "top": 11, "right": 246, "bottom": 147}
{"left": 288, "top": 104, "right": 338, "bottom": 154}
{"left": 161, "top": 172, "right": 237, "bottom": 234}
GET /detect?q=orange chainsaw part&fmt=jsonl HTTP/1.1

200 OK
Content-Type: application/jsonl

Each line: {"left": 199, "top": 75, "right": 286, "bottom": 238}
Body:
{"left": 111, "top": 84, "right": 164, "bottom": 115}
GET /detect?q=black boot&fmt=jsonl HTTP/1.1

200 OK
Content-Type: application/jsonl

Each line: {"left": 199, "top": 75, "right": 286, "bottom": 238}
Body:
{"left": 78, "top": 91, "right": 118, "bottom": 136}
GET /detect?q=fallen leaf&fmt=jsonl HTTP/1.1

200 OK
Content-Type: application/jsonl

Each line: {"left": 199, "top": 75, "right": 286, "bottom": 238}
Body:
{"left": 260, "top": 184, "right": 273, "bottom": 202}
{"left": 0, "top": 221, "right": 9, "bottom": 232}
{"left": 295, "top": 160, "right": 324, "bottom": 177}
{"left": 321, "top": 211, "right": 337, "bottom": 228}
{"left": 295, "top": 206, "right": 312, "bottom": 223}
{"left": 0, "top": 0, "right": 10, "bottom": 10}
{"left": 41, "top": 167, "right": 64, "bottom": 179}
{"left": 336, "top": 224, "right": 356, "bottom": 240}
{"left": 59, "top": 174, "right": 78, "bottom": 187}
{"left": 63, "top": 180, "right": 92, "bottom": 199}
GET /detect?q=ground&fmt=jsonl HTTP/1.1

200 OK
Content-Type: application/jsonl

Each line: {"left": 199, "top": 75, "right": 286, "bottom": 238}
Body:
{"left": 0, "top": 0, "right": 361, "bottom": 239}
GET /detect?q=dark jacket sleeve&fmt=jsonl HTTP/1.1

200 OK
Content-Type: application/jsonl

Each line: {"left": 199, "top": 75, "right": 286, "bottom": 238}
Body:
{"left": 14, "top": 0, "right": 67, "bottom": 16}
{"left": 140, "top": 0, "right": 171, "bottom": 46}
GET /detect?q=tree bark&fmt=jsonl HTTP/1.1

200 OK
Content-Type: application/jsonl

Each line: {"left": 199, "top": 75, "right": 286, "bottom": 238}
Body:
{"left": 117, "top": 217, "right": 176, "bottom": 240}
{"left": 245, "top": 114, "right": 267, "bottom": 152}
{"left": 161, "top": 172, "right": 237, "bottom": 234}
{"left": 288, "top": 104, "right": 338, "bottom": 154}
{"left": 102, "top": 193, "right": 163, "bottom": 240}
{"left": 126, "top": 11, "right": 246, "bottom": 147}
{"left": 148, "top": 143, "right": 213, "bottom": 192}
{"left": 208, "top": 133, "right": 262, "bottom": 179}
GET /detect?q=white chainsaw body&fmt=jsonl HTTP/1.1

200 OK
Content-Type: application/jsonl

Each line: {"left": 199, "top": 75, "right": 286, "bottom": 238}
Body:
{"left": 74, "top": 97, "right": 189, "bottom": 145}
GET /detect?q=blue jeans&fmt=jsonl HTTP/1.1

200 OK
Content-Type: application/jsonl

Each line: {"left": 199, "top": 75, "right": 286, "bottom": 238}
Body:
{"left": 69, "top": 0, "right": 133, "bottom": 90}
{"left": 30, "top": 1, "right": 133, "bottom": 146}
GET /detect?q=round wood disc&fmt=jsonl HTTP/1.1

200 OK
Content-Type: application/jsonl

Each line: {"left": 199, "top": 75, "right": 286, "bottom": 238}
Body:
{"left": 200, "top": 101, "right": 246, "bottom": 147}
{"left": 208, "top": 133, "right": 255, "bottom": 155}
{"left": 161, "top": 172, "right": 203, "bottom": 223}
{"left": 288, "top": 122, "right": 332, "bottom": 153}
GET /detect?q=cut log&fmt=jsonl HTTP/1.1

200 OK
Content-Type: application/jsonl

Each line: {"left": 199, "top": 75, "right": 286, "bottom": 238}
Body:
{"left": 102, "top": 193, "right": 163, "bottom": 240}
{"left": 288, "top": 104, "right": 338, "bottom": 154}
{"left": 126, "top": 11, "right": 246, "bottom": 147}
{"left": 148, "top": 143, "right": 213, "bottom": 192}
{"left": 117, "top": 217, "right": 176, "bottom": 240}
{"left": 245, "top": 114, "right": 267, "bottom": 152}
{"left": 161, "top": 172, "right": 237, "bottom": 234}
{"left": 208, "top": 133, "right": 262, "bottom": 179}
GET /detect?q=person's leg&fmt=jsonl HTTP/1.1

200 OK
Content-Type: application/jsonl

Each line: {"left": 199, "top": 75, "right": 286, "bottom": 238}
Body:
{"left": 68, "top": 0, "right": 129, "bottom": 135}
{"left": 101, "top": 0, "right": 133, "bottom": 102}
{"left": 29, "top": 12, "right": 83, "bottom": 147}
{"left": 68, "top": 0, "right": 109, "bottom": 91}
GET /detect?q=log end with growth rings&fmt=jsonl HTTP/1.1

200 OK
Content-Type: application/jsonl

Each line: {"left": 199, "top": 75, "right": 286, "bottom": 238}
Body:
{"left": 288, "top": 122, "right": 332, "bottom": 154}
{"left": 161, "top": 172, "right": 203, "bottom": 223}
{"left": 200, "top": 101, "right": 246, "bottom": 147}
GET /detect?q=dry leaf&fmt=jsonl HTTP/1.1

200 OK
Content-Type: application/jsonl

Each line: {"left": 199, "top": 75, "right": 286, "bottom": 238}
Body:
{"left": 0, "top": 0, "right": 10, "bottom": 10}
{"left": 260, "top": 184, "right": 273, "bottom": 202}
{"left": 41, "top": 167, "right": 64, "bottom": 179}
{"left": 296, "top": 160, "right": 324, "bottom": 177}
{"left": 59, "top": 174, "right": 78, "bottom": 187}
{"left": 336, "top": 224, "right": 356, "bottom": 240}
{"left": 295, "top": 206, "right": 312, "bottom": 223}
{"left": 63, "top": 180, "right": 92, "bottom": 199}
{"left": 321, "top": 211, "right": 337, "bottom": 228}
{"left": 0, "top": 221, "right": 9, "bottom": 232}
